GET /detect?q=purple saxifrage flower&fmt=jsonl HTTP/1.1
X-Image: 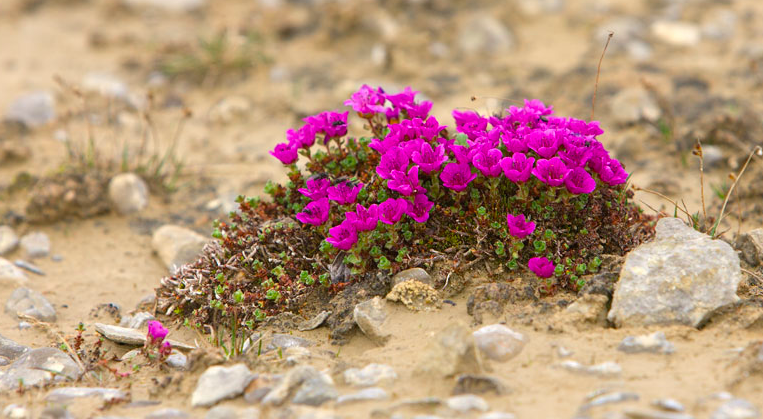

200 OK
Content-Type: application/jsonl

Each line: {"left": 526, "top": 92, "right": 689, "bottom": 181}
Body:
{"left": 472, "top": 148, "right": 503, "bottom": 178}
{"left": 528, "top": 257, "right": 555, "bottom": 278}
{"left": 411, "top": 142, "right": 447, "bottom": 174}
{"left": 147, "top": 320, "right": 168, "bottom": 345}
{"left": 326, "top": 221, "right": 358, "bottom": 251}
{"left": 376, "top": 147, "right": 410, "bottom": 180}
{"left": 526, "top": 129, "right": 562, "bottom": 159}
{"left": 598, "top": 158, "right": 629, "bottom": 186}
{"left": 327, "top": 181, "right": 364, "bottom": 205}
{"left": 286, "top": 124, "right": 316, "bottom": 149}
{"left": 506, "top": 213, "right": 536, "bottom": 239}
{"left": 269, "top": 142, "right": 298, "bottom": 165}
{"left": 304, "top": 111, "right": 349, "bottom": 142}
{"left": 532, "top": 157, "right": 570, "bottom": 187}
{"left": 299, "top": 177, "right": 330, "bottom": 200}
{"left": 564, "top": 167, "right": 597, "bottom": 195}
{"left": 295, "top": 198, "right": 330, "bottom": 226}
{"left": 344, "top": 84, "right": 386, "bottom": 116}
{"left": 387, "top": 165, "right": 426, "bottom": 196}
{"left": 378, "top": 198, "right": 408, "bottom": 225}
{"left": 346, "top": 204, "right": 379, "bottom": 232}
{"left": 500, "top": 153, "right": 535, "bottom": 183}
{"left": 406, "top": 193, "right": 435, "bottom": 223}
{"left": 440, "top": 162, "right": 477, "bottom": 192}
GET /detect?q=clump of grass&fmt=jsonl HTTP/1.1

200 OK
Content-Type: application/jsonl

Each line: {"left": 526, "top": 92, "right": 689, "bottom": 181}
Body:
{"left": 156, "top": 85, "right": 654, "bottom": 335}
{"left": 156, "top": 30, "right": 269, "bottom": 86}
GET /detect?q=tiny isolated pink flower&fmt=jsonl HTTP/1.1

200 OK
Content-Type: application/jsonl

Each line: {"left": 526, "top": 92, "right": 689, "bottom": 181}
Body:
{"left": 147, "top": 320, "right": 168, "bottom": 345}
{"left": 564, "top": 167, "right": 597, "bottom": 195}
{"left": 528, "top": 257, "right": 555, "bottom": 278}
{"left": 387, "top": 165, "right": 426, "bottom": 196}
{"left": 159, "top": 341, "right": 172, "bottom": 358}
{"left": 378, "top": 198, "right": 407, "bottom": 225}
{"left": 506, "top": 213, "right": 536, "bottom": 239}
{"left": 269, "top": 142, "right": 298, "bottom": 165}
{"left": 326, "top": 221, "right": 358, "bottom": 251}
{"left": 532, "top": 157, "right": 570, "bottom": 187}
{"left": 500, "top": 153, "right": 535, "bottom": 183}
{"left": 299, "top": 177, "right": 330, "bottom": 200}
{"left": 345, "top": 204, "right": 379, "bottom": 232}
{"left": 327, "top": 181, "right": 364, "bottom": 205}
{"left": 406, "top": 193, "right": 434, "bottom": 223}
{"left": 439, "top": 162, "right": 477, "bottom": 192}
{"left": 295, "top": 198, "right": 330, "bottom": 226}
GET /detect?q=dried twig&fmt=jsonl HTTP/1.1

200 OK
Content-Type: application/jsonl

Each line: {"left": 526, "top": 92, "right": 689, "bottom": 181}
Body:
{"left": 17, "top": 314, "right": 88, "bottom": 379}
{"left": 712, "top": 146, "right": 762, "bottom": 238}
{"left": 591, "top": 31, "right": 613, "bottom": 120}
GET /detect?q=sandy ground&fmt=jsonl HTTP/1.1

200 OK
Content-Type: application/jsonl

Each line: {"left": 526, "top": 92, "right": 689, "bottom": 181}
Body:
{"left": 1, "top": 0, "right": 762, "bottom": 417}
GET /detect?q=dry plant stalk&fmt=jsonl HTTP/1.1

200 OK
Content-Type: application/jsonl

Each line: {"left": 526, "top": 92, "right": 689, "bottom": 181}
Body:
{"left": 591, "top": 31, "right": 613, "bottom": 121}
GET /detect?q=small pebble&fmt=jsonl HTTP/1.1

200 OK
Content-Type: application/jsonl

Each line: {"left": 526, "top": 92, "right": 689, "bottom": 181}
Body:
{"left": 653, "top": 398, "right": 685, "bottom": 412}
{"left": 19, "top": 232, "right": 50, "bottom": 259}
{"left": 13, "top": 260, "right": 45, "bottom": 276}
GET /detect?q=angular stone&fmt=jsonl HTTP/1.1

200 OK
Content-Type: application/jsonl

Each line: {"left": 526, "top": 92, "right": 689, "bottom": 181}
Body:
{"left": 619, "top": 332, "right": 675, "bottom": 354}
{"left": 2, "top": 404, "right": 29, "bottom": 419}
{"left": 0, "top": 226, "right": 18, "bottom": 255}
{"left": 454, "top": 374, "right": 507, "bottom": 395}
{"left": 472, "top": 324, "right": 526, "bottom": 362}
{"left": 265, "top": 334, "right": 314, "bottom": 352}
{"left": 581, "top": 392, "right": 640, "bottom": 411}
{"left": 386, "top": 279, "right": 441, "bottom": 311}
{"left": 152, "top": 225, "right": 208, "bottom": 273}
{"left": 262, "top": 366, "right": 336, "bottom": 407}
{"left": 45, "top": 387, "right": 128, "bottom": 402}
{"left": 343, "top": 364, "right": 397, "bottom": 387}
{"left": 0, "top": 258, "right": 27, "bottom": 285}
{"left": 446, "top": 394, "right": 490, "bottom": 413}
{"left": 108, "top": 173, "right": 148, "bottom": 215}
{"left": 244, "top": 374, "right": 281, "bottom": 404}
{"left": 119, "top": 312, "right": 155, "bottom": 329}
{"left": 652, "top": 398, "right": 686, "bottom": 412}
{"left": 478, "top": 413, "right": 517, "bottom": 419}
{"left": 0, "top": 348, "right": 82, "bottom": 390}
{"left": 416, "top": 322, "right": 482, "bottom": 377}
{"left": 558, "top": 294, "right": 610, "bottom": 327}
{"left": 298, "top": 310, "right": 331, "bottom": 331}
{"left": 623, "top": 408, "right": 694, "bottom": 419}
{"left": 710, "top": 399, "right": 760, "bottom": 419}
{"left": 336, "top": 387, "right": 388, "bottom": 405}
{"left": 191, "top": 363, "right": 255, "bottom": 407}
{"left": 19, "top": 232, "right": 50, "bottom": 259}
{"left": 353, "top": 297, "right": 391, "bottom": 345}
{"left": 609, "top": 218, "right": 742, "bottom": 328}
{"left": 555, "top": 360, "right": 622, "bottom": 377}
{"left": 6, "top": 287, "right": 56, "bottom": 322}
{"left": 737, "top": 229, "right": 763, "bottom": 267}
{"left": 94, "top": 323, "right": 193, "bottom": 349}
{"left": 392, "top": 267, "right": 433, "bottom": 287}
{"left": 144, "top": 409, "right": 191, "bottom": 419}
{"left": 0, "top": 334, "right": 29, "bottom": 360}
{"left": 5, "top": 91, "right": 55, "bottom": 128}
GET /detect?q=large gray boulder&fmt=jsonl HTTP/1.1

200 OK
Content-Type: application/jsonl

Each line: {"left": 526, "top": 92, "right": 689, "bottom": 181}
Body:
{"left": 608, "top": 218, "right": 742, "bottom": 328}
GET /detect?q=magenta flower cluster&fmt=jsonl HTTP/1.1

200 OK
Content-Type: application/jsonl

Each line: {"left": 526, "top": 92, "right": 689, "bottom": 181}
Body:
{"left": 271, "top": 85, "right": 630, "bottom": 279}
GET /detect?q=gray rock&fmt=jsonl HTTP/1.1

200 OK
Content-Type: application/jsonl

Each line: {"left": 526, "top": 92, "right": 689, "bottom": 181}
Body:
{"left": 446, "top": 394, "right": 490, "bottom": 412}
{"left": 2, "top": 404, "right": 29, "bottom": 419}
{"left": 416, "top": 322, "right": 483, "bottom": 377}
{"left": 39, "top": 407, "right": 74, "bottom": 419}
{"left": 453, "top": 374, "right": 507, "bottom": 395}
{"left": 5, "top": 287, "right": 56, "bottom": 322}
{"left": 700, "top": 145, "right": 724, "bottom": 169}
{"left": 581, "top": 392, "right": 639, "bottom": 411}
{"left": 266, "top": 334, "right": 314, "bottom": 352}
{"left": 243, "top": 374, "right": 281, "bottom": 404}
{"left": 5, "top": 91, "right": 55, "bottom": 128}
{"left": 472, "top": 324, "right": 526, "bottom": 362}
{"left": 625, "top": 40, "right": 653, "bottom": 61}
{"left": 458, "top": 15, "right": 514, "bottom": 55}
{"left": 392, "top": 267, "right": 433, "bottom": 287}
{"left": 204, "top": 406, "right": 261, "bottom": 419}
{"left": 81, "top": 72, "right": 141, "bottom": 109}
{"left": 19, "top": 232, "right": 50, "bottom": 259}
{"left": 651, "top": 21, "right": 701, "bottom": 47}
{"left": 609, "top": 218, "right": 742, "bottom": 328}
{"left": 119, "top": 312, "right": 155, "bottom": 329}
{"left": 0, "top": 258, "right": 27, "bottom": 285}
{"left": 144, "top": 409, "right": 191, "bottom": 419}
{"left": 45, "top": 387, "right": 128, "bottom": 402}
{"left": 263, "top": 366, "right": 335, "bottom": 406}
{"left": 0, "top": 356, "right": 10, "bottom": 366}
{"left": 0, "top": 334, "right": 28, "bottom": 360}
{"left": 298, "top": 311, "right": 331, "bottom": 331}
{"left": 191, "top": 363, "right": 255, "bottom": 407}
{"left": 165, "top": 350, "right": 187, "bottom": 369}
{"left": 619, "top": 332, "right": 675, "bottom": 354}
{"left": 94, "top": 323, "right": 193, "bottom": 349}
{"left": 151, "top": 225, "right": 208, "bottom": 273}
{"left": 623, "top": 409, "right": 695, "bottom": 419}
{"left": 353, "top": 297, "right": 391, "bottom": 345}
{"left": 479, "top": 413, "right": 516, "bottom": 419}
{"left": 554, "top": 360, "right": 621, "bottom": 378}
{"left": 710, "top": 399, "right": 760, "bottom": 419}
{"left": 108, "top": 173, "right": 149, "bottom": 215}
{"left": 610, "top": 88, "right": 661, "bottom": 124}
{"left": 653, "top": 399, "right": 685, "bottom": 412}
{"left": 13, "top": 260, "right": 44, "bottom": 276}
{"left": 336, "top": 387, "right": 388, "bottom": 405}
{"left": 0, "top": 348, "right": 81, "bottom": 390}
{"left": 343, "top": 364, "right": 397, "bottom": 387}
{"left": 737, "top": 229, "right": 763, "bottom": 267}
{"left": 557, "top": 294, "right": 610, "bottom": 327}
{"left": 0, "top": 226, "right": 18, "bottom": 255}
{"left": 122, "top": 0, "right": 206, "bottom": 13}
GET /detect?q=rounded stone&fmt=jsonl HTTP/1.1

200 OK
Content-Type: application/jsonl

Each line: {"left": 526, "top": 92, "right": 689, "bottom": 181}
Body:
{"left": 108, "top": 173, "right": 149, "bottom": 215}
